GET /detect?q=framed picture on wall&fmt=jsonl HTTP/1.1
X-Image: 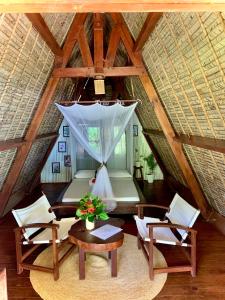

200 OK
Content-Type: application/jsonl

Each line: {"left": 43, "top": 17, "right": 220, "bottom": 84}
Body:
{"left": 52, "top": 162, "right": 60, "bottom": 173}
{"left": 133, "top": 125, "right": 138, "bottom": 137}
{"left": 58, "top": 141, "right": 66, "bottom": 152}
{"left": 63, "top": 126, "right": 70, "bottom": 137}
{"left": 64, "top": 155, "right": 71, "bottom": 167}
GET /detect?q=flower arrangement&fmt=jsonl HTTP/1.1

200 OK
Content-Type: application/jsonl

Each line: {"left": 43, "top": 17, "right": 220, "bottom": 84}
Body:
{"left": 76, "top": 193, "right": 109, "bottom": 223}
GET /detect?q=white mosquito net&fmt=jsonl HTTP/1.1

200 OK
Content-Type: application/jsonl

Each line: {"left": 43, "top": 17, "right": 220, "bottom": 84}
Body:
{"left": 56, "top": 102, "right": 137, "bottom": 211}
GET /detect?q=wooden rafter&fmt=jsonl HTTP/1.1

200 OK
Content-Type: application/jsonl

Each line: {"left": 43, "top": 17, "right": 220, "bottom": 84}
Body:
{"left": 1, "top": 1, "right": 225, "bottom": 13}
{"left": 133, "top": 13, "right": 162, "bottom": 52}
{"left": 94, "top": 13, "right": 104, "bottom": 74}
{"left": 78, "top": 27, "right": 93, "bottom": 67}
{"left": 143, "top": 129, "right": 165, "bottom": 138}
{"left": 105, "top": 25, "right": 121, "bottom": 68}
{"left": 139, "top": 74, "right": 212, "bottom": 218}
{"left": 53, "top": 66, "right": 145, "bottom": 77}
{"left": 26, "top": 13, "right": 63, "bottom": 56}
{"left": 144, "top": 129, "right": 225, "bottom": 154}
{"left": 110, "top": 13, "right": 142, "bottom": 66}
{"left": 0, "top": 133, "right": 58, "bottom": 152}
{"left": 111, "top": 13, "right": 211, "bottom": 218}
{"left": 0, "top": 13, "right": 88, "bottom": 216}
{"left": 175, "top": 134, "right": 225, "bottom": 154}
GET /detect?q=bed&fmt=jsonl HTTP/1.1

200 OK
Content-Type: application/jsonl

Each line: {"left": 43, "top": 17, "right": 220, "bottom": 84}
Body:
{"left": 62, "top": 169, "right": 140, "bottom": 203}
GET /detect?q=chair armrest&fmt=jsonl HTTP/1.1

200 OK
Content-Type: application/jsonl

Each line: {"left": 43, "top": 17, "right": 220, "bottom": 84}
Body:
{"left": 15, "top": 223, "right": 59, "bottom": 231}
{"left": 136, "top": 204, "right": 170, "bottom": 219}
{"left": 146, "top": 222, "right": 197, "bottom": 233}
{"left": 48, "top": 205, "right": 76, "bottom": 213}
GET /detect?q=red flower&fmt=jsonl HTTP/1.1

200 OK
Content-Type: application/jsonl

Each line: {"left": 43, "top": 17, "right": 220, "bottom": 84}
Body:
{"left": 80, "top": 209, "right": 87, "bottom": 215}
{"left": 91, "top": 178, "right": 96, "bottom": 183}
{"left": 88, "top": 207, "right": 95, "bottom": 213}
{"left": 86, "top": 200, "right": 92, "bottom": 206}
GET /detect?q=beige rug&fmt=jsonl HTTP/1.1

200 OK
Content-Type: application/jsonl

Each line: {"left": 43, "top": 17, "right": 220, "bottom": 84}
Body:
{"left": 30, "top": 234, "right": 167, "bottom": 300}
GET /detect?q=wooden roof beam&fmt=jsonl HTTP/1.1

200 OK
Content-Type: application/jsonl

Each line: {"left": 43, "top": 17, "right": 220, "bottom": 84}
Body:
{"left": 0, "top": 133, "right": 58, "bottom": 152}
{"left": 94, "top": 13, "right": 104, "bottom": 74}
{"left": 110, "top": 13, "right": 143, "bottom": 66}
{"left": 133, "top": 13, "right": 162, "bottom": 53}
{"left": 144, "top": 129, "right": 225, "bottom": 154}
{"left": 53, "top": 66, "right": 145, "bottom": 77}
{"left": 78, "top": 27, "right": 94, "bottom": 67}
{"left": 26, "top": 13, "right": 63, "bottom": 57}
{"left": 175, "top": 134, "right": 225, "bottom": 154}
{"left": 1, "top": 1, "right": 225, "bottom": 13}
{"left": 104, "top": 25, "right": 121, "bottom": 68}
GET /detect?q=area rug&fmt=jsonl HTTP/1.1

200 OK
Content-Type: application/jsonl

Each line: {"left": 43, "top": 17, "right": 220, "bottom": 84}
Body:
{"left": 30, "top": 234, "right": 167, "bottom": 300}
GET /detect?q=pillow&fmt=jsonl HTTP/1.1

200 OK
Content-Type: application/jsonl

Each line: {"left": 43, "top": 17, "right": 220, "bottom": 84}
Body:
{"left": 74, "top": 170, "right": 95, "bottom": 179}
{"left": 108, "top": 169, "right": 132, "bottom": 178}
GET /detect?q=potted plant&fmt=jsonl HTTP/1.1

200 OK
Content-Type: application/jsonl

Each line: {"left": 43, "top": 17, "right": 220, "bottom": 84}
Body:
{"left": 135, "top": 148, "right": 141, "bottom": 167}
{"left": 76, "top": 193, "right": 109, "bottom": 230}
{"left": 144, "top": 153, "right": 157, "bottom": 183}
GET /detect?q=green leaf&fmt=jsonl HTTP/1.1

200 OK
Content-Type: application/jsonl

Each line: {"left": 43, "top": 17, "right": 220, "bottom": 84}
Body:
{"left": 76, "top": 208, "right": 82, "bottom": 217}
{"left": 88, "top": 215, "right": 95, "bottom": 222}
{"left": 98, "top": 212, "right": 109, "bottom": 220}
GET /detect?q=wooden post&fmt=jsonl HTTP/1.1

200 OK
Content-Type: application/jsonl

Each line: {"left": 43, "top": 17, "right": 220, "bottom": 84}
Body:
{"left": 94, "top": 13, "right": 104, "bottom": 74}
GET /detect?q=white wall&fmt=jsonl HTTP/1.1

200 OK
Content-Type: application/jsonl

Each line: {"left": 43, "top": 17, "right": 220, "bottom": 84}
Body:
{"left": 133, "top": 114, "right": 163, "bottom": 180}
{"left": 41, "top": 120, "right": 74, "bottom": 183}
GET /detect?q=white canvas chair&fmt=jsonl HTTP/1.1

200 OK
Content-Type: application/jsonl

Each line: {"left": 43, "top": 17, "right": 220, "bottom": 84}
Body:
{"left": 12, "top": 194, "right": 77, "bottom": 280}
{"left": 134, "top": 193, "right": 200, "bottom": 280}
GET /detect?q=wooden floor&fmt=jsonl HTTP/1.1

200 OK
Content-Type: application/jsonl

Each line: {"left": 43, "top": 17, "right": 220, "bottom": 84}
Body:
{"left": 1, "top": 181, "right": 225, "bottom": 299}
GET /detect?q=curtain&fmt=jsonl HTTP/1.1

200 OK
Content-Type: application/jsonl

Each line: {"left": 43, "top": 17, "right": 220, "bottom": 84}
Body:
{"left": 56, "top": 102, "right": 137, "bottom": 210}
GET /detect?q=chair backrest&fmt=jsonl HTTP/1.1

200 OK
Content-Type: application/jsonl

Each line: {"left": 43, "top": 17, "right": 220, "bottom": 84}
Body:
{"left": 12, "top": 194, "right": 56, "bottom": 240}
{"left": 165, "top": 193, "right": 200, "bottom": 240}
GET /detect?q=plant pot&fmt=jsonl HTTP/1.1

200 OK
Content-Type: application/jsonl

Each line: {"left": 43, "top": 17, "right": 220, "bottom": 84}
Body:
{"left": 135, "top": 161, "right": 141, "bottom": 167}
{"left": 146, "top": 174, "right": 154, "bottom": 183}
{"left": 85, "top": 219, "right": 95, "bottom": 230}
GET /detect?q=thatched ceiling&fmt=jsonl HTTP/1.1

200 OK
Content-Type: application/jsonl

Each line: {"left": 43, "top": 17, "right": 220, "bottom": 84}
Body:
{"left": 0, "top": 12, "right": 224, "bottom": 218}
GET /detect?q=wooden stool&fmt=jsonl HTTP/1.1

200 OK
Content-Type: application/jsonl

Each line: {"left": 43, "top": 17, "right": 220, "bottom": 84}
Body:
{"left": 133, "top": 166, "right": 144, "bottom": 181}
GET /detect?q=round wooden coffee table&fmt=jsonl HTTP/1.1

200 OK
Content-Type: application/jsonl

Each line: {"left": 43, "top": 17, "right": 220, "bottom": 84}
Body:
{"left": 68, "top": 218, "right": 124, "bottom": 280}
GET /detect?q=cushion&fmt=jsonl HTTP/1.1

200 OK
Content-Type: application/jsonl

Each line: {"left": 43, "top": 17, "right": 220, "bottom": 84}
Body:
{"left": 74, "top": 170, "right": 95, "bottom": 179}
{"left": 108, "top": 169, "right": 132, "bottom": 178}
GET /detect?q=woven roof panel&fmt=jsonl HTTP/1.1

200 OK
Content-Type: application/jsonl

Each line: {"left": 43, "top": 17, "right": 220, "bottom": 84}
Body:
{"left": 13, "top": 139, "right": 51, "bottom": 193}
{"left": 145, "top": 12, "right": 225, "bottom": 139}
{"left": 125, "top": 77, "right": 161, "bottom": 130}
{"left": 184, "top": 145, "right": 225, "bottom": 216}
{"left": 38, "top": 78, "right": 75, "bottom": 135}
{"left": 0, "top": 148, "right": 17, "bottom": 191}
{"left": 151, "top": 135, "right": 186, "bottom": 186}
{"left": 123, "top": 12, "right": 225, "bottom": 215}
{"left": 0, "top": 13, "right": 73, "bottom": 142}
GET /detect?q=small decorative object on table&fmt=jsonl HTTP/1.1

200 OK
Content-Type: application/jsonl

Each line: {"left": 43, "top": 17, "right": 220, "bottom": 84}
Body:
{"left": 76, "top": 193, "right": 109, "bottom": 230}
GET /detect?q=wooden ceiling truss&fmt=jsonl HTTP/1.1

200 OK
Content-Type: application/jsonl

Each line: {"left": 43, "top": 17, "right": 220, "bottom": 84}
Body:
{"left": 0, "top": 12, "right": 213, "bottom": 219}
{"left": 1, "top": 1, "right": 225, "bottom": 13}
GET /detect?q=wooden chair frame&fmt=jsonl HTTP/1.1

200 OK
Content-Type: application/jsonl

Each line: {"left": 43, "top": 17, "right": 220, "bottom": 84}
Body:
{"left": 136, "top": 203, "right": 197, "bottom": 280}
{"left": 14, "top": 205, "right": 76, "bottom": 281}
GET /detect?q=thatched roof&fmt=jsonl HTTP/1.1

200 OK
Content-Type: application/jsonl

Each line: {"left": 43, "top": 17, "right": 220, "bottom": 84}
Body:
{"left": 0, "top": 12, "right": 224, "bottom": 219}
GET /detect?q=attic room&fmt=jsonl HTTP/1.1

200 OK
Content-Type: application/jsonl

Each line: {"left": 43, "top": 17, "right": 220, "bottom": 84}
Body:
{"left": 0, "top": 1, "right": 225, "bottom": 299}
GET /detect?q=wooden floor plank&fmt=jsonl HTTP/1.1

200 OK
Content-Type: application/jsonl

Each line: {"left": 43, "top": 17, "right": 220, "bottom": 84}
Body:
{"left": 0, "top": 181, "right": 224, "bottom": 299}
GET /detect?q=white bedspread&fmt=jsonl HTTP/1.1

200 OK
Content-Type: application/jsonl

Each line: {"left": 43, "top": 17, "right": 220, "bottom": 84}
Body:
{"left": 62, "top": 177, "right": 139, "bottom": 203}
